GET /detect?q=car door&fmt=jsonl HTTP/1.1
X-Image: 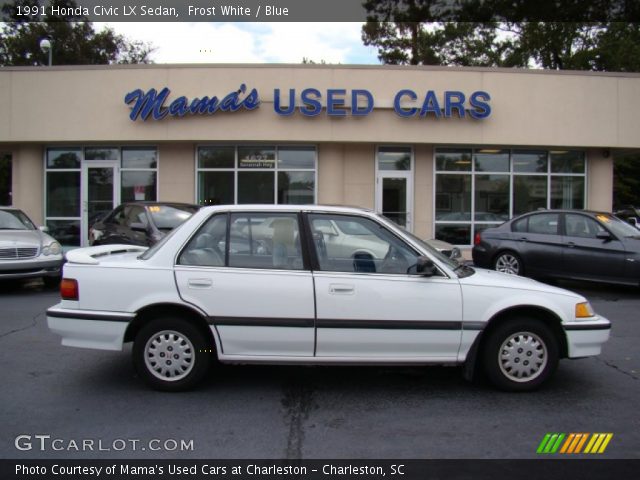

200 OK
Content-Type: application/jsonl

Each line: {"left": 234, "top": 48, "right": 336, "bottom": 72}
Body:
{"left": 174, "top": 211, "right": 316, "bottom": 357}
{"left": 512, "top": 212, "right": 563, "bottom": 276}
{"left": 562, "top": 213, "right": 627, "bottom": 283}
{"left": 307, "top": 213, "right": 463, "bottom": 359}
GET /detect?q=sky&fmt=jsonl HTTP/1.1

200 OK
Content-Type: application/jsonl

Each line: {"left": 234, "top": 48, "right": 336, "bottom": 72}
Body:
{"left": 97, "top": 22, "right": 380, "bottom": 64}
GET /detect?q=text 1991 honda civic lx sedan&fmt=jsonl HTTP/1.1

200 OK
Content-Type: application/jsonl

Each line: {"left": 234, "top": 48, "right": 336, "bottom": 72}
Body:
{"left": 47, "top": 205, "right": 610, "bottom": 392}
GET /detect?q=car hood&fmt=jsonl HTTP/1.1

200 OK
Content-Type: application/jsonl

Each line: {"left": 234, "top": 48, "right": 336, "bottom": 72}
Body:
{"left": 459, "top": 267, "right": 583, "bottom": 299}
{"left": 0, "top": 230, "right": 43, "bottom": 248}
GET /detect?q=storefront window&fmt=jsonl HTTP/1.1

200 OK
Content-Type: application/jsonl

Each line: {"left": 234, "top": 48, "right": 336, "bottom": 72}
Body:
{"left": 85, "top": 147, "right": 119, "bottom": 161}
{"left": 0, "top": 153, "right": 11, "bottom": 206}
{"left": 435, "top": 147, "right": 586, "bottom": 245}
{"left": 121, "top": 147, "right": 158, "bottom": 202}
{"left": 197, "top": 145, "right": 316, "bottom": 206}
{"left": 47, "top": 148, "right": 81, "bottom": 169}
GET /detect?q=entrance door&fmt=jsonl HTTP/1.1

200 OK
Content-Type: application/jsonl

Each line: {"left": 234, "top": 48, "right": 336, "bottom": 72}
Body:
{"left": 81, "top": 161, "right": 119, "bottom": 246}
{"left": 376, "top": 173, "right": 413, "bottom": 231}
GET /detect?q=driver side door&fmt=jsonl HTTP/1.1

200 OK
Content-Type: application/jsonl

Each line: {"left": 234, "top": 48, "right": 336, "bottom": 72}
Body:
{"left": 308, "top": 213, "right": 463, "bottom": 360}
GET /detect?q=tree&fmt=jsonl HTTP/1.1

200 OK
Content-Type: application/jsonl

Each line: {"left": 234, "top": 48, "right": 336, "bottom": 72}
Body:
{"left": 361, "top": 1, "right": 640, "bottom": 72}
{"left": 0, "top": 0, "right": 154, "bottom": 66}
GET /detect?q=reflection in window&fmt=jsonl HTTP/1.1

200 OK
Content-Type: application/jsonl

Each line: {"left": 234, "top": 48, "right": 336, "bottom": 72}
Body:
{"left": 121, "top": 171, "right": 157, "bottom": 202}
{"left": 474, "top": 149, "right": 509, "bottom": 172}
{"left": 46, "top": 219, "right": 80, "bottom": 247}
{"left": 435, "top": 224, "right": 471, "bottom": 245}
{"left": 85, "top": 147, "right": 118, "bottom": 161}
{"left": 122, "top": 147, "right": 157, "bottom": 169}
{"left": 513, "top": 150, "right": 547, "bottom": 173}
{"left": 46, "top": 172, "right": 80, "bottom": 217}
{"left": 551, "top": 151, "right": 585, "bottom": 173}
{"left": 378, "top": 147, "right": 411, "bottom": 171}
{"left": 47, "top": 148, "right": 81, "bottom": 169}
{"left": 436, "top": 148, "right": 472, "bottom": 172}
{"left": 551, "top": 176, "right": 584, "bottom": 209}
{"left": 435, "top": 175, "right": 471, "bottom": 221}
{"left": 197, "top": 145, "right": 316, "bottom": 206}
{"left": 475, "top": 175, "right": 509, "bottom": 221}
{"left": 513, "top": 176, "right": 547, "bottom": 215}
{"left": 0, "top": 153, "right": 11, "bottom": 206}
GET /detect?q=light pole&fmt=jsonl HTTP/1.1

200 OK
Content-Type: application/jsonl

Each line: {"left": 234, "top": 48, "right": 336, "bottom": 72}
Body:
{"left": 39, "top": 38, "right": 52, "bottom": 66}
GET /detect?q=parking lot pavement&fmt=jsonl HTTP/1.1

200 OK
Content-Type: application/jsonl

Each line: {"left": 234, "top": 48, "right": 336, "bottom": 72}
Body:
{"left": 0, "top": 279, "right": 638, "bottom": 459}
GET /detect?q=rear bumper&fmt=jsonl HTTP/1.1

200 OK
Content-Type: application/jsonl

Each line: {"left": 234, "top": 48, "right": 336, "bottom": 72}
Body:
{"left": 471, "top": 246, "right": 492, "bottom": 268}
{"left": 563, "top": 316, "right": 611, "bottom": 358}
{"left": 47, "top": 304, "right": 133, "bottom": 351}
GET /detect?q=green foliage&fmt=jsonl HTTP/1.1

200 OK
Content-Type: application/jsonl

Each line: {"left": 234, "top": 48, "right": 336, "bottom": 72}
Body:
{"left": 362, "top": 1, "right": 640, "bottom": 72}
{"left": 0, "top": 0, "right": 154, "bottom": 66}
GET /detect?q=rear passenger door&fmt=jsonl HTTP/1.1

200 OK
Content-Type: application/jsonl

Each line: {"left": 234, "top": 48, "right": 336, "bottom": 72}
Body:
{"left": 174, "top": 212, "right": 316, "bottom": 357}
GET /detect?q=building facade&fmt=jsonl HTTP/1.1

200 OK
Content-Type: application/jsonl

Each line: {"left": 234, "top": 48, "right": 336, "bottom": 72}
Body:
{"left": 1, "top": 64, "right": 638, "bottom": 251}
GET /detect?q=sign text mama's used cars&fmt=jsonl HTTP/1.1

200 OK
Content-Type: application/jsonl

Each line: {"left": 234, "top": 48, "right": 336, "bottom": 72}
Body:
{"left": 47, "top": 205, "right": 610, "bottom": 391}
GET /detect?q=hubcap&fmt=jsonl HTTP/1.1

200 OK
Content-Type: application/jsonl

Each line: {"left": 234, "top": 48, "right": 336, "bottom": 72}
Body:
{"left": 144, "top": 330, "right": 194, "bottom": 382}
{"left": 498, "top": 332, "right": 547, "bottom": 383}
{"left": 495, "top": 254, "right": 520, "bottom": 275}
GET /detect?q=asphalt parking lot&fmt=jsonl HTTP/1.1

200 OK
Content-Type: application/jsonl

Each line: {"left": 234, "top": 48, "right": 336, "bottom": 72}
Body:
{"left": 0, "top": 278, "right": 638, "bottom": 460}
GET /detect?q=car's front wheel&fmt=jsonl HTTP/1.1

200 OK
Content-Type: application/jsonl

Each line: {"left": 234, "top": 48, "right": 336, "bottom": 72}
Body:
{"left": 133, "top": 317, "right": 212, "bottom": 391}
{"left": 493, "top": 251, "right": 523, "bottom": 275}
{"left": 482, "top": 319, "right": 559, "bottom": 391}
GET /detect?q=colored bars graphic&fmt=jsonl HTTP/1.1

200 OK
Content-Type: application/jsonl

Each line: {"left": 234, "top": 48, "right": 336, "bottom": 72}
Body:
{"left": 537, "top": 433, "right": 613, "bottom": 454}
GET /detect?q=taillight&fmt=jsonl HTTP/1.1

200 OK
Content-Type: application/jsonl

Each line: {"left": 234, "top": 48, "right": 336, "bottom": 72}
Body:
{"left": 474, "top": 232, "right": 482, "bottom": 245}
{"left": 60, "top": 278, "right": 79, "bottom": 301}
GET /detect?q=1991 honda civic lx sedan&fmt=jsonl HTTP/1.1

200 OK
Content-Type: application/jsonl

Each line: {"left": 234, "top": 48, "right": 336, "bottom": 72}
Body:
{"left": 47, "top": 205, "right": 610, "bottom": 392}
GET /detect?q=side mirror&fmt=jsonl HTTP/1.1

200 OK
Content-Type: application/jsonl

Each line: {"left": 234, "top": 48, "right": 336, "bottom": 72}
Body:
{"left": 38, "top": 225, "right": 49, "bottom": 233}
{"left": 413, "top": 256, "right": 437, "bottom": 276}
{"left": 596, "top": 231, "right": 612, "bottom": 241}
{"left": 628, "top": 217, "right": 637, "bottom": 227}
{"left": 130, "top": 222, "right": 148, "bottom": 232}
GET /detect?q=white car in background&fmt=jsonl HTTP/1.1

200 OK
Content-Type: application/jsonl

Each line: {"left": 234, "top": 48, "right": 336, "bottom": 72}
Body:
{"left": 47, "top": 205, "right": 610, "bottom": 392}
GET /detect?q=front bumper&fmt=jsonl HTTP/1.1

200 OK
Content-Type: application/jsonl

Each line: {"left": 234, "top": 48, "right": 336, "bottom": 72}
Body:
{"left": 563, "top": 315, "right": 611, "bottom": 358}
{"left": 0, "top": 256, "right": 62, "bottom": 280}
{"left": 47, "top": 304, "right": 134, "bottom": 351}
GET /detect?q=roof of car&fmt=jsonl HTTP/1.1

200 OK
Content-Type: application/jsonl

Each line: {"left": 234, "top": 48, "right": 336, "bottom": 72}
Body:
{"left": 119, "top": 201, "right": 200, "bottom": 208}
{"left": 199, "top": 204, "right": 376, "bottom": 214}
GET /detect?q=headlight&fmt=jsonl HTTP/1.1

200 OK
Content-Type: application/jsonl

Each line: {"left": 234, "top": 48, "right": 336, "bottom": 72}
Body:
{"left": 575, "top": 302, "right": 595, "bottom": 318}
{"left": 42, "top": 241, "right": 62, "bottom": 256}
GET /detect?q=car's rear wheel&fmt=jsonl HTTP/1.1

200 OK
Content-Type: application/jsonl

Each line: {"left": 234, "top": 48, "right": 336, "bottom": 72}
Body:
{"left": 482, "top": 318, "right": 559, "bottom": 391}
{"left": 133, "top": 317, "right": 212, "bottom": 391}
{"left": 494, "top": 251, "right": 523, "bottom": 275}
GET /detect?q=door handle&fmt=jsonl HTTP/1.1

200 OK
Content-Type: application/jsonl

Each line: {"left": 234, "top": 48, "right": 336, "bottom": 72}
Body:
{"left": 188, "top": 278, "right": 213, "bottom": 289}
{"left": 567, "top": 242, "right": 575, "bottom": 248}
{"left": 518, "top": 237, "right": 528, "bottom": 242}
{"left": 329, "top": 283, "right": 355, "bottom": 295}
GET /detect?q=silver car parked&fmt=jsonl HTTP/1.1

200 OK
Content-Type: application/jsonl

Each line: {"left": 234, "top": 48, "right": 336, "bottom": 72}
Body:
{"left": 0, "top": 207, "right": 63, "bottom": 287}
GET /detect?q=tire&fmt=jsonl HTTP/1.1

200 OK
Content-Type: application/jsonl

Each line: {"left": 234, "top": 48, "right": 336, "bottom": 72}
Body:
{"left": 133, "top": 317, "right": 213, "bottom": 391}
{"left": 493, "top": 251, "right": 523, "bottom": 276}
{"left": 482, "top": 318, "right": 559, "bottom": 392}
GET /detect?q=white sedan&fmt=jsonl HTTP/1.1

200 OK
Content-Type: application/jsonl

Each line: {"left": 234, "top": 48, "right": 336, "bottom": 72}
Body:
{"left": 47, "top": 205, "right": 610, "bottom": 392}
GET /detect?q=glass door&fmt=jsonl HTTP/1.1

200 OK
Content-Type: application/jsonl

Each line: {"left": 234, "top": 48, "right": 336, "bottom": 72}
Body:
{"left": 81, "top": 161, "right": 119, "bottom": 246}
{"left": 376, "top": 173, "right": 413, "bottom": 231}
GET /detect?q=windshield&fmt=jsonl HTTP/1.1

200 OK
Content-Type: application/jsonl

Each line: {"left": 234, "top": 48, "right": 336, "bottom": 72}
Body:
{"left": 0, "top": 209, "right": 36, "bottom": 230}
{"left": 597, "top": 213, "right": 640, "bottom": 238}
{"left": 376, "top": 214, "right": 461, "bottom": 271}
{"left": 148, "top": 205, "right": 200, "bottom": 231}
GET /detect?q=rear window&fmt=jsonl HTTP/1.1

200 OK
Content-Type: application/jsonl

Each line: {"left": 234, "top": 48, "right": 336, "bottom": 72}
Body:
{"left": 149, "top": 205, "right": 199, "bottom": 230}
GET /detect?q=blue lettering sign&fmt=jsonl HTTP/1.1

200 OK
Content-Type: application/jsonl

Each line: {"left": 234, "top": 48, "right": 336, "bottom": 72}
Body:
{"left": 469, "top": 91, "right": 492, "bottom": 119}
{"left": 326, "top": 89, "right": 347, "bottom": 116}
{"left": 394, "top": 89, "right": 418, "bottom": 117}
{"left": 444, "top": 91, "right": 466, "bottom": 118}
{"left": 300, "top": 88, "right": 322, "bottom": 116}
{"left": 352, "top": 90, "right": 374, "bottom": 116}
{"left": 274, "top": 88, "right": 295, "bottom": 115}
{"left": 124, "top": 84, "right": 260, "bottom": 121}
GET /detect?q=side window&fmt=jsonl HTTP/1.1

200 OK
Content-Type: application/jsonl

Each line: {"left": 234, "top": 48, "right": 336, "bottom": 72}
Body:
{"left": 512, "top": 217, "right": 528, "bottom": 233}
{"left": 125, "top": 206, "right": 148, "bottom": 228}
{"left": 228, "top": 213, "right": 303, "bottom": 270}
{"left": 528, "top": 213, "right": 559, "bottom": 235}
{"left": 308, "top": 214, "right": 419, "bottom": 274}
{"left": 565, "top": 214, "right": 605, "bottom": 239}
{"left": 178, "top": 214, "right": 227, "bottom": 267}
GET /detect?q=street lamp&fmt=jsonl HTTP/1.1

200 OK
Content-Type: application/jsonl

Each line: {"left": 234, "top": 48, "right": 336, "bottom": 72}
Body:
{"left": 39, "top": 38, "right": 52, "bottom": 66}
